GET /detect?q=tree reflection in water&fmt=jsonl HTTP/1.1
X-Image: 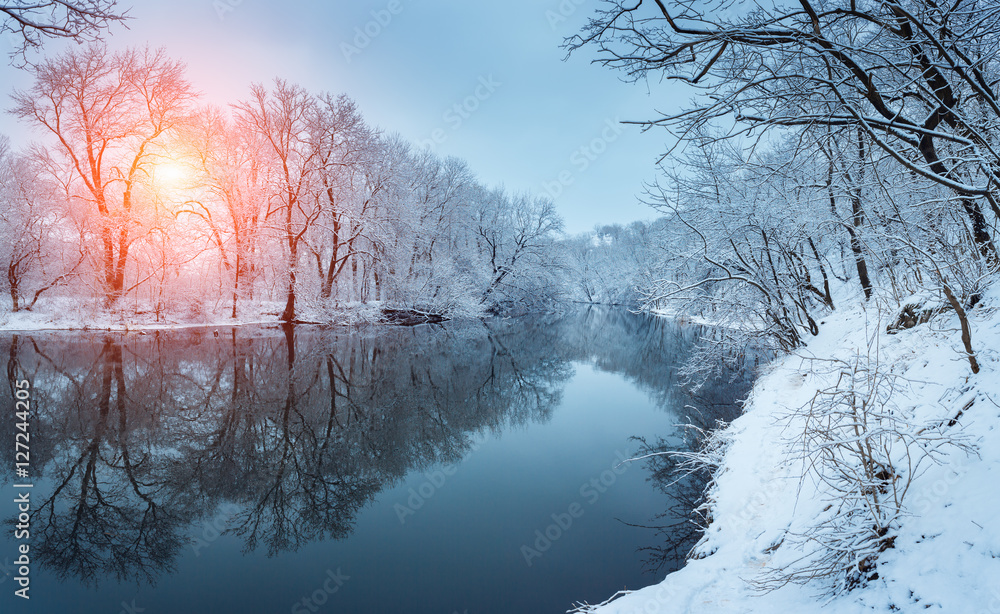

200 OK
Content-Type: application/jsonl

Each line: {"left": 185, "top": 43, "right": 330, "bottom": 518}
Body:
{"left": 0, "top": 307, "right": 741, "bottom": 586}
{"left": 631, "top": 326, "right": 763, "bottom": 574}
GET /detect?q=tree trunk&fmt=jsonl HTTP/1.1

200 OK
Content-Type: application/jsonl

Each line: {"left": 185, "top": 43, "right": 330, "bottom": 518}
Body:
{"left": 826, "top": 156, "right": 873, "bottom": 300}
{"left": 231, "top": 251, "right": 241, "bottom": 319}
{"left": 941, "top": 282, "right": 980, "bottom": 374}
{"left": 8, "top": 263, "right": 19, "bottom": 312}
{"left": 280, "top": 194, "right": 297, "bottom": 323}
{"left": 917, "top": 118, "right": 999, "bottom": 268}
{"left": 101, "top": 215, "right": 117, "bottom": 306}
{"left": 280, "top": 269, "right": 296, "bottom": 322}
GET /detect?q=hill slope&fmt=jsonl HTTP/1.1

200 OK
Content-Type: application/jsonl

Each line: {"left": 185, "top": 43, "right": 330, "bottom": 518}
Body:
{"left": 577, "top": 284, "right": 1000, "bottom": 613}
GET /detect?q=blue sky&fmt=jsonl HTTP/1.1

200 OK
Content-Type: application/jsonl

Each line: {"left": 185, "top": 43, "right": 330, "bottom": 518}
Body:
{"left": 0, "top": 0, "right": 685, "bottom": 234}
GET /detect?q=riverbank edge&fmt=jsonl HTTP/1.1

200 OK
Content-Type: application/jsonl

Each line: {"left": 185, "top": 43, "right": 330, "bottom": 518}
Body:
{"left": 0, "top": 299, "right": 459, "bottom": 332}
{"left": 578, "top": 285, "right": 1000, "bottom": 613}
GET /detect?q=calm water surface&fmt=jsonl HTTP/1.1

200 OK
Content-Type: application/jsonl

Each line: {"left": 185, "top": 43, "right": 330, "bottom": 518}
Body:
{"left": 0, "top": 308, "right": 748, "bottom": 613}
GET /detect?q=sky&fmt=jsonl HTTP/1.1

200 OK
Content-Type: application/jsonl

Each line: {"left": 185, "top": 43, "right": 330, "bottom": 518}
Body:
{"left": 0, "top": 0, "right": 686, "bottom": 235}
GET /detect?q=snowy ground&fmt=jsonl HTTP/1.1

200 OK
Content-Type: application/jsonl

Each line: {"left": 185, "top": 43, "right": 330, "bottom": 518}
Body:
{"left": 0, "top": 297, "right": 391, "bottom": 331}
{"left": 580, "top": 286, "right": 1000, "bottom": 613}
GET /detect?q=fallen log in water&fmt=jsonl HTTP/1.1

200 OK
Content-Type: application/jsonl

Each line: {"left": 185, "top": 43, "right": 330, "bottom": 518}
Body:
{"left": 380, "top": 308, "right": 447, "bottom": 326}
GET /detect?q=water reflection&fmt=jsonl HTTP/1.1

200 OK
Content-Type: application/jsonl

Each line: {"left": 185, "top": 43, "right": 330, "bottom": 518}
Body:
{"left": 1, "top": 307, "right": 742, "bottom": 591}
{"left": 633, "top": 327, "right": 761, "bottom": 573}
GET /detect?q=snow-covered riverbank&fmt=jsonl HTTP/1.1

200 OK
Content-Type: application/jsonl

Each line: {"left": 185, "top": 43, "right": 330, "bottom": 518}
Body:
{"left": 0, "top": 298, "right": 432, "bottom": 331}
{"left": 580, "top": 286, "right": 1000, "bottom": 613}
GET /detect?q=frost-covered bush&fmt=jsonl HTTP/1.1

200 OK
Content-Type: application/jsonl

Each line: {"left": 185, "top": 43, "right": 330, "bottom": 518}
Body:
{"left": 756, "top": 353, "right": 975, "bottom": 595}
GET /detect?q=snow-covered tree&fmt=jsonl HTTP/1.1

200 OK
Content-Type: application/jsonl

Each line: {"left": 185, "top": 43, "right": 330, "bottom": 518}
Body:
{"left": 11, "top": 45, "right": 196, "bottom": 307}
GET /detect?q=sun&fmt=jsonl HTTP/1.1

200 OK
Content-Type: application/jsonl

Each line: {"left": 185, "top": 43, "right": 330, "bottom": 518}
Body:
{"left": 151, "top": 159, "right": 192, "bottom": 190}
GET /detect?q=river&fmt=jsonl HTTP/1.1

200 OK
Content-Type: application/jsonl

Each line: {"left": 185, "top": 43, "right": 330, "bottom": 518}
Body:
{"left": 0, "top": 307, "right": 752, "bottom": 613}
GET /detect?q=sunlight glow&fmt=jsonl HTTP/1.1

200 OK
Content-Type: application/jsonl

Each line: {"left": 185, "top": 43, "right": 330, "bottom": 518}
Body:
{"left": 152, "top": 160, "right": 191, "bottom": 190}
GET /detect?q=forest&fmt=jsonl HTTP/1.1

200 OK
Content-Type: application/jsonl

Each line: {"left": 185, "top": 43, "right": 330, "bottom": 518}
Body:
{"left": 564, "top": 0, "right": 1000, "bottom": 373}
{"left": 566, "top": 0, "right": 1000, "bottom": 607}
{"left": 2, "top": 0, "right": 997, "bottom": 369}
{"left": 0, "top": 45, "right": 565, "bottom": 323}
